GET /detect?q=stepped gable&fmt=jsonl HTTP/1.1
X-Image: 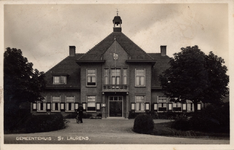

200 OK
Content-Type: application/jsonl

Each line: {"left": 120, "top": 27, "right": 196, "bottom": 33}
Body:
{"left": 78, "top": 32, "right": 154, "bottom": 61}
{"left": 44, "top": 53, "right": 84, "bottom": 89}
{"left": 148, "top": 53, "right": 170, "bottom": 89}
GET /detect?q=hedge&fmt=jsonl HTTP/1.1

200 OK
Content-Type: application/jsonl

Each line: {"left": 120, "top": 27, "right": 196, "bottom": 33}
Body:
{"left": 23, "top": 113, "right": 65, "bottom": 133}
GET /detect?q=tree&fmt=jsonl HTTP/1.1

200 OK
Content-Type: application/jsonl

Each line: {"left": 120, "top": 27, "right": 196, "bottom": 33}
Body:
{"left": 202, "top": 51, "right": 229, "bottom": 104}
{"left": 4, "top": 47, "right": 46, "bottom": 114}
{"left": 159, "top": 46, "right": 229, "bottom": 112}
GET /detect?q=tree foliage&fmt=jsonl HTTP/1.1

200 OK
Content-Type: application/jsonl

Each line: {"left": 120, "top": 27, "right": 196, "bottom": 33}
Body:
{"left": 159, "top": 46, "right": 229, "bottom": 111}
{"left": 4, "top": 47, "right": 46, "bottom": 107}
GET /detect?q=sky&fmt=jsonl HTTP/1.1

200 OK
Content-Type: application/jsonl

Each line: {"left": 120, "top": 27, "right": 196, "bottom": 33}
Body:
{"left": 4, "top": 3, "right": 231, "bottom": 74}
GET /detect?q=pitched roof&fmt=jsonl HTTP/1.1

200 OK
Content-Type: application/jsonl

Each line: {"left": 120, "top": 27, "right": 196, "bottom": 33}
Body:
{"left": 44, "top": 54, "right": 84, "bottom": 89}
{"left": 148, "top": 53, "right": 171, "bottom": 89}
{"left": 78, "top": 32, "right": 154, "bottom": 61}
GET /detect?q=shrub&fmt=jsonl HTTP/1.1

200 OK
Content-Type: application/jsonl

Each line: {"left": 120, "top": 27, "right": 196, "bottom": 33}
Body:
{"left": 4, "top": 108, "right": 31, "bottom": 133}
{"left": 171, "top": 103, "right": 229, "bottom": 133}
{"left": 23, "top": 113, "right": 65, "bottom": 133}
{"left": 133, "top": 114, "right": 154, "bottom": 134}
{"left": 82, "top": 112, "right": 93, "bottom": 118}
{"left": 189, "top": 103, "right": 229, "bottom": 132}
{"left": 171, "top": 116, "right": 190, "bottom": 131}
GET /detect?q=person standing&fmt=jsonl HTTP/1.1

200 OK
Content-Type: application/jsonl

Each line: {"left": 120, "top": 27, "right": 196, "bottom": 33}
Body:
{"left": 78, "top": 104, "right": 84, "bottom": 123}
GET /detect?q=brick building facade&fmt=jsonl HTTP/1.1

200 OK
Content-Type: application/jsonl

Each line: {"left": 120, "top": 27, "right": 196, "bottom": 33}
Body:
{"left": 31, "top": 15, "right": 202, "bottom": 118}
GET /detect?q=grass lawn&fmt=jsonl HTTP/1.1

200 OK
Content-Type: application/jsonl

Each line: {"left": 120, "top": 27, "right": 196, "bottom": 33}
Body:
{"left": 152, "top": 121, "right": 229, "bottom": 140}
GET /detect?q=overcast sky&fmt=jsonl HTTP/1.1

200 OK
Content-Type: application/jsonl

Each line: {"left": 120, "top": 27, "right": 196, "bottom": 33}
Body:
{"left": 4, "top": 3, "right": 230, "bottom": 74}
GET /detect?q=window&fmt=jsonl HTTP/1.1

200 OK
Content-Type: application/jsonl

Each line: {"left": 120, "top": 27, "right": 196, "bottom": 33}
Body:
{"left": 65, "top": 96, "right": 75, "bottom": 112}
{"left": 135, "top": 96, "right": 145, "bottom": 112}
{"left": 123, "top": 69, "right": 127, "bottom": 85}
{"left": 173, "top": 102, "right": 182, "bottom": 111}
{"left": 87, "top": 69, "right": 96, "bottom": 86}
{"left": 111, "top": 69, "right": 120, "bottom": 87}
{"left": 158, "top": 96, "right": 167, "bottom": 103}
{"left": 158, "top": 103, "right": 167, "bottom": 111}
{"left": 52, "top": 96, "right": 61, "bottom": 112}
{"left": 104, "top": 69, "right": 109, "bottom": 84}
{"left": 37, "top": 102, "right": 46, "bottom": 112}
{"left": 87, "top": 96, "right": 96, "bottom": 112}
{"left": 135, "top": 69, "right": 145, "bottom": 86}
{"left": 53, "top": 76, "right": 67, "bottom": 84}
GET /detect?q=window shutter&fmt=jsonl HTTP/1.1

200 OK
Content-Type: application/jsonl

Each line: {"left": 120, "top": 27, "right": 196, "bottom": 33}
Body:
{"left": 75, "top": 103, "right": 79, "bottom": 110}
{"left": 96, "top": 103, "right": 101, "bottom": 110}
{"left": 197, "top": 103, "right": 201, "bottom": 110}
{"left": 47, "top": 103, "right": 51, "bottom": 110}
{"left": 154, "top": 103, "right": 158, "bottom": 110}
{"left": 168, "top": 103, "right": 172, "bottom": 110}
{"left": 33, "top": 103, "right": 37, "bottom": 110}
{"left": 43, "top": 103, "right": 46, "bottom": 111}
{"left": 52, "top": 103, "right": 55, "bottom": 111}
{"left": 145, "top": 102, "right": 150, "bottom": 111}
{"left": 61, "top": 103, "right": 65, "bottom": 110}
{"left": 37, "top": 102, "right": 40, "bottom": 110}
{"left": 183, "top": 104, "right": 186, "bottom": 110}
{"left": 83, "top": 103, "right": 86, "bottom": 110}
{"left": 71, "top": 103, "right": 74, "bottom": 111}
{"left": 131, "top": 103, "right": 135, "bottom": 110}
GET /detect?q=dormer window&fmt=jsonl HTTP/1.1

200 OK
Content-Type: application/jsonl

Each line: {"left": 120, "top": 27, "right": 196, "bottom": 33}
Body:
{"left": 53, "top": 76, "right": 67, "bottom": 84}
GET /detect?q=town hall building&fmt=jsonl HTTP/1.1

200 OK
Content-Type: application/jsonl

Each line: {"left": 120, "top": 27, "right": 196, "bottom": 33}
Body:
{"left": 31, "top": 14, "right": 202, "bottom": 118}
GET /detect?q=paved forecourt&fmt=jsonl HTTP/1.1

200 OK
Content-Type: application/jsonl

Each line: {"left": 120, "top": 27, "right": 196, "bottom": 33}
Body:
{"left": 4, "top": 119, "right": 229, "bottom": 144}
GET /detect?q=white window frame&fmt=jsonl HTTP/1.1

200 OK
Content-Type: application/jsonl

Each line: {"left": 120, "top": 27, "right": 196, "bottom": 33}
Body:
{"left": 172, "top": 102, "right": 182, "bottom": 112}
{"left": 37, "top": 101, "right": 46, "bottom": 112}
{"left": 111, "top": 69, "right": 121, "bottom": 86}
{"left": 135, "top": 69, "right": 146, "bottom": 87}
{"left": 87, "top": 96, "right": 96, "bottom": 112}
{"left": 53, "top": 76, "right": 67, "bottom": 84}
{"left": 158, "top": 96, "right": 167, "bottom": 103}
{"left": 51, "top": 96, "right": 61, "bottom": 112}
{"left": 104, "top": 68, "right": 109, "bottom": 84}
{"left": 135, "top": 96, "right": 145, "bottom": 112}
{"left": 65, "top": 96, "right": 75, "bottom": 112}
{"left": 86, "top": 69, "right": 97, "bottom": 87}
{"left": 158, "top": 103, "right": 167, "bottom": 112}
{"left": 123, "top": 69, "right": 127, "bottom": 85}
{"left": 187, "top": 103, "right": 193, "bottom": 112}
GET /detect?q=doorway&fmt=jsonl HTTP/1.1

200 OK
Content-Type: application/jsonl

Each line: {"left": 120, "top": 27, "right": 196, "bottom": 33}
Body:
{"left": 109, "top": 96, "right": 123, "bottom": 117}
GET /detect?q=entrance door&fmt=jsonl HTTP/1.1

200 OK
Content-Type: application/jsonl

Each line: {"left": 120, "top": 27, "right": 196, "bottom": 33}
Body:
{"left": 109, "top": 96, "right": 122, "bottom": 117}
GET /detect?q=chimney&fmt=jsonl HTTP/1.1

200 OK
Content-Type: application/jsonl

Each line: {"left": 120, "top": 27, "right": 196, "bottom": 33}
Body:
{"left": 69, "top": 46, "right": 76, "bottom": 56}
{"left": 160, "top": 45, "right": 166, "bottom": 56}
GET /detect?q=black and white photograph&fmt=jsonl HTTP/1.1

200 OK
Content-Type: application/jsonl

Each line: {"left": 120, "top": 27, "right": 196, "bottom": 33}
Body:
{"left": 1, "top": 0, "right": 234, "bottom": 150}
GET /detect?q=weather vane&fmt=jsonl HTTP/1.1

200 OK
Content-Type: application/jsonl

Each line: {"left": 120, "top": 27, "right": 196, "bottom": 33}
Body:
{"left": 116, "top": 9, "right": 119, "bottom": 16}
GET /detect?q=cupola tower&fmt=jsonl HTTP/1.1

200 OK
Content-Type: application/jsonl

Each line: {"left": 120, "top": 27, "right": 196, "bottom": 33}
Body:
{"left": 113, "top": 10, "right": 122, "bottom": 32}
